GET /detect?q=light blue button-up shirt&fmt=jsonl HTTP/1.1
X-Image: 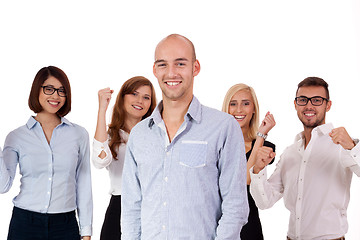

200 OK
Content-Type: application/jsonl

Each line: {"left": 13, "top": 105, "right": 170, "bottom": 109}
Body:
{"left": 0, "top": 117, "right": 93, "bottom": 236}
{"left": 121, "top": 96, "right": 249, "bottom": 240}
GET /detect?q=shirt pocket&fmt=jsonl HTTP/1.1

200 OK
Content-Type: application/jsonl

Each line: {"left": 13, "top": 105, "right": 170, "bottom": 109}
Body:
{"left": 179, "top": 140, "right": 207, "bottom": 168}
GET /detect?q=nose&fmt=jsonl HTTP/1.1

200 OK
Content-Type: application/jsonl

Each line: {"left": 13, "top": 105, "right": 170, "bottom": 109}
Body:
{"left": 136, "top": 94, "right": 143, "bottom": 104}
{"left": 236, "top": 104, "right": 242, "bottom": 112}
{"left": 51, "top": 91, "right": 61, "bottom": 99}
{"left": 167, "top": 65, "right": 177, "bottom": 79}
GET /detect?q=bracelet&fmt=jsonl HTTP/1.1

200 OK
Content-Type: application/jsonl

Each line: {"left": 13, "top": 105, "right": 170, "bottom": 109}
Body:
{"left": 257, "top": 132, "right": 267, "bottom": 140}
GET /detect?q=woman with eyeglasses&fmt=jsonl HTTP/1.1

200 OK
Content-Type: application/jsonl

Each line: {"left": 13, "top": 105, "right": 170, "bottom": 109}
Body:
{"left": 92, "top": 76, "right": 156, "bottom": 240}
{"left": 1, "top": 66, "right": 92, "bottom": 240}
{"left": 222, "top": 83, "right": 276, "bottom": 240}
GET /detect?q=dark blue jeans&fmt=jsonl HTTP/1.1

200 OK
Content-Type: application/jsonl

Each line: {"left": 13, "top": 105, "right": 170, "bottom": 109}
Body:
{"left": 7, "top": 207, "right": 80, "bottom": 240}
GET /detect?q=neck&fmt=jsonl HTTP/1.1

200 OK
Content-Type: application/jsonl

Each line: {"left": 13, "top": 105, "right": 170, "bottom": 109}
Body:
{"left": 162, "top": 96, "right": 192, "bottom": 125}
{"left": 124, "top": 116, "right": 142, "bottom": 133}
{"left": 35, "top": 112, "right": 61, "bottom": 126}
{"left": 303, "top": 122, "right": 325, "bottom": 148}
{"left": 241, "top": 126, "right": 252, "bottom": 142}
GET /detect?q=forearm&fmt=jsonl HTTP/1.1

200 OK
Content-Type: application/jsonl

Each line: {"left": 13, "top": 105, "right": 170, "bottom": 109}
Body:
{"left": 246, "top": 136, "right": 265, "bottom": 184}
{"left": 94, "top": 108, "right": 108, "bottom": 143}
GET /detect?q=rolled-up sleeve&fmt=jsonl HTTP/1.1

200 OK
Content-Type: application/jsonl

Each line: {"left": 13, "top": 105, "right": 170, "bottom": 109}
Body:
{"left": 92, "top": 138, "right": 112, "bottom": 169}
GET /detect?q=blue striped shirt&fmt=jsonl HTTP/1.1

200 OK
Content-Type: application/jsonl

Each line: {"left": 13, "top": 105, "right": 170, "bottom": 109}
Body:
{"left": 121, "top": 96, "right": 249, "bottom": 240}
{"left": 0, "top": 117, "right": 93, "bottom": 236}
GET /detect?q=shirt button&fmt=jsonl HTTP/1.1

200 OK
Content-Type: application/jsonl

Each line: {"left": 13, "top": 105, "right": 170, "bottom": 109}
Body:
{"left": 162, "top": 225, "right": 166, "bottom": 230}
{"left": 47, "top": 191, "right": 50, "bottom": 195}
{"left": 49, "top": 177, "right": 52, "bottom": 181}
{"left": 163, "top": 202, "right": 167, "bottom": 206}
{"left": 164, "top": 177, "right": 168, "bottom": 182}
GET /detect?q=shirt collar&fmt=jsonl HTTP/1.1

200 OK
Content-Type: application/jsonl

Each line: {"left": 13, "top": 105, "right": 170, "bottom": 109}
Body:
{"left": 294, "top": 123, "right": 334, "bottom": 143}
{"left": 148, "top": 96, "right": 202, "bottom": 128}
{"left": 26, "top": 116, "right": 73, "bottom": 129}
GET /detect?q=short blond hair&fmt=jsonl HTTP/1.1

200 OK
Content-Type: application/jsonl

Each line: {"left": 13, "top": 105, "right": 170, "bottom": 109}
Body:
{"left": 222, "top": 83, "right": 260, "bottom": 141}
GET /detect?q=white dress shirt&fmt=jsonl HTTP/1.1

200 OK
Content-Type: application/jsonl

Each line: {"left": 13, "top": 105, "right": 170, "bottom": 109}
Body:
{"left": 250, "top": 123, "right": 360, "bottom": 240}
{"left": 92, "top": 129, "right": 128, "bottom": 196}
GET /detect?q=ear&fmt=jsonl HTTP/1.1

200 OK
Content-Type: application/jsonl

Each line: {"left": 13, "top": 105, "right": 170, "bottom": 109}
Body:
{"left": 193, "top": 60, "right": 201, "bottom": 77}
{"left": 326, "top": 100, "right": 332, "bottom": 112}
{"left": 153, "top": 63, "right": 157, "bottom": 77}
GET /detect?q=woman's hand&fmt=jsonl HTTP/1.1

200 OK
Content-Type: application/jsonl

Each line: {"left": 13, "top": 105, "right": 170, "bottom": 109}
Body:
{"left": 98, "top": 88, "right": 114, "bottom": 112}
{"left": 258, "top": 111, "right": 276, "bottom": 136}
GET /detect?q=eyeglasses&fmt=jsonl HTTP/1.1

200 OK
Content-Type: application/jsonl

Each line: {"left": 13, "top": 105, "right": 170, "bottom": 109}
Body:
{"left": 41, "top": 85, "right": 67, "bottom": 97}
{"left": 295, "top": 96, "right": 328, "bottom": 106}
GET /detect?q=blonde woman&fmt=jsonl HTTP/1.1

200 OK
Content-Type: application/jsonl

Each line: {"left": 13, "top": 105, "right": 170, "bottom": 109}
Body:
{"left": 222, "top": 83, "right": 275, "bottom": 240}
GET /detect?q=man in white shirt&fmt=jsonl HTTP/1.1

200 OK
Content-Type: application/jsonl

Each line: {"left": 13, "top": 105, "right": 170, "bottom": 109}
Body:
{"left": 250, "top": 77, "right": 360, "bottom": 240}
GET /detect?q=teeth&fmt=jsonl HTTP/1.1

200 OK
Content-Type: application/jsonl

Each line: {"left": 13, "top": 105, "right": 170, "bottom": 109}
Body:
{"left": 166, "top": 82, "right": 180, "bottom": 86}
{"left": 133, "top": 105, "right": 143, "bottom": 110}
{"left": 48, "top": 101, "right": 59, "bottom": 106}
{"left": 305, "top": 113, "right": 315, "bottom": 116}
{"left": 235, "top": 115, "right": 245, "bottom": 120}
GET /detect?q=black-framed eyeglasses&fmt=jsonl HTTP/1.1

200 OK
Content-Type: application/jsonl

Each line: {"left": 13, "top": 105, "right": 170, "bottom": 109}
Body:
{"left": 41, "top": 85, "right": 67, "bottom": 97}
{"left": 295, "top": 96, "right": 328, "bottom": 106}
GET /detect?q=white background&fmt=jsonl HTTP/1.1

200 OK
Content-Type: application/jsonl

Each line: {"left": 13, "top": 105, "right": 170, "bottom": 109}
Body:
{"left": 1, "top": 0, "right": 360, "bottom": 239}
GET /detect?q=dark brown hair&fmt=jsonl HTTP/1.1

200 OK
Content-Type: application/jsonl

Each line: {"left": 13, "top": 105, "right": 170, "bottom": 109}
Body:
{"left": 108, "top": 76, "right": 157, "bottom": 160}
{"left": 28, "top": 66, "right": 71, "bottom": 117}
{"left": 296, "top": 77, "right": 329, "bottom": 99}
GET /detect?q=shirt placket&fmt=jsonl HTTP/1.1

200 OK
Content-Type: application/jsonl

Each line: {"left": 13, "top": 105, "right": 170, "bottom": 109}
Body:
{"left": 295, "top": 146, "right": 307, "bottom": 239}
{"left": 162, "top": 143, "right": 171, "bottom": 239}
{"left": 41, "top": 128, "right": 55, "bottom": 213}
{"left": 295, "top": 132, "right": 316, "bottom": 239}
{"left": 159, "top": 120, "right": 188, "bottom": 239}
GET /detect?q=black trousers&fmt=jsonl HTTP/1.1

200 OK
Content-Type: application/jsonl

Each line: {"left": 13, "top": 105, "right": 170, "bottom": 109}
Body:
{"left": 100, "top": 195, "right": 121, "bottom": 240}
{"left": 7, "top": 207, "right": 80, "bottom": 240}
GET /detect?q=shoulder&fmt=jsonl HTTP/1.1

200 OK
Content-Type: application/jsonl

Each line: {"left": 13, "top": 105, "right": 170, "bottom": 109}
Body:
{"left": 128, "top": 116, "right": 151, "bottom": 138}
{"left": 201, "top": 105, "right": 236, "bottom": 126}
{"left": 62, "top": 119, "right": 89, "bottom": 138}
{"left": 5, "top": 124, "right": 28, "bottom": 141}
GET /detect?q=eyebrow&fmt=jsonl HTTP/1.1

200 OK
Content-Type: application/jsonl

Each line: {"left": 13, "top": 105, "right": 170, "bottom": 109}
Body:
{"left": 154, "top": 58, "right": 189, "bottom": 64}
{"left": 230, "top": 99, "right": 251, "bottom": 102}
{"left": 174, "top": 58, "right": 189, "bottom": 62}
{"left": 134, "top": 90, "right": 151, "bottom": 97}
{"left": 298, "top": 95, "right": 325, "bottom": 98}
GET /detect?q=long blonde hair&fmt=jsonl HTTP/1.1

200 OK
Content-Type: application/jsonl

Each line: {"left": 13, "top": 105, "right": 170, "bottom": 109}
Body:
{"left": 222, "top": 83, "right": 260, "bottom": 141}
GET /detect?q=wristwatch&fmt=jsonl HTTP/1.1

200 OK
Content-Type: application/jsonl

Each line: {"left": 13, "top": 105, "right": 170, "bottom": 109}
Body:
{"left": 257, "top": 132, "right": 267, "bottom": 140}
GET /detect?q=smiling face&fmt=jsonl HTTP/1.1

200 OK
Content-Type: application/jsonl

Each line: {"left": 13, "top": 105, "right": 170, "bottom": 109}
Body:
{"left": 295, "top": 86, "right": 331, "bottom": 130}
{"left": 228, "top": 90, "right": 255, "bottom": 133}
{"left": 38, "top": 76, "right": 66, "bottom": 115}
{"left": 153, "top": 35, "right": 200, "bottom": 103}
{"left": 123, "top": 85, "right": 152, "bottom": 121}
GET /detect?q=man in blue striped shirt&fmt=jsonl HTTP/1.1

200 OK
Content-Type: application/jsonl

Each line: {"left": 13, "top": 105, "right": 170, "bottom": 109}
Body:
{"left": 121, "top": 34, "right": 249, "bottom": 240}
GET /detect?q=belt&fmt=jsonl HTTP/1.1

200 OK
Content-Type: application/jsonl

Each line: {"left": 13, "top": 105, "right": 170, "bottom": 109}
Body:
{"left": 287, "top": 237, "right": 345, "bottom": 240}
